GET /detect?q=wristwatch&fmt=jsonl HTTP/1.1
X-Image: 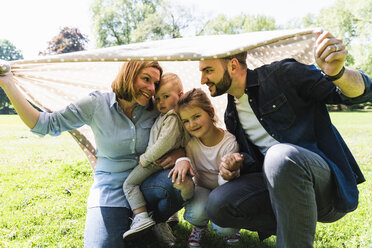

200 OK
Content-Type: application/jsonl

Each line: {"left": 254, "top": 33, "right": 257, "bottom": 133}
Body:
{"left": 323, "top": 66, "right": 345, "bottom": 81}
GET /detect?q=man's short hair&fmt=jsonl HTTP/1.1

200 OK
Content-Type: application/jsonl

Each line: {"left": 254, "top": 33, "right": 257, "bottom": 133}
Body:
{"left": 221, "top": 51, "right": 248, "bottom": 68}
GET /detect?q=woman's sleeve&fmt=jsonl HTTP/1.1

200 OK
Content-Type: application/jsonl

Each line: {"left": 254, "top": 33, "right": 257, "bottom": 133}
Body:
{"left": 31, "top": 92, "right": 97, "bottom": 136}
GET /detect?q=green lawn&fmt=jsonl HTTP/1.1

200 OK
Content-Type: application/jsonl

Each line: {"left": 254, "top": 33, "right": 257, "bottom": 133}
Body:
{"left": 0, "top": 112, "right": 371, "bottom": 248}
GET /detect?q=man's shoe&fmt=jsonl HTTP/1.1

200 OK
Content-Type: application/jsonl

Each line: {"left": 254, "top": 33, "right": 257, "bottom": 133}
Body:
{"left": 224, "top": 232, "right": 241, "bottom": 246}
{"left": 166, "top": 212, "right": 179, "bottom": 228}
{"left": 188, "top": 225, "right": 208, "bottom": 247}
{"left": 153, "top": 222, "right": 176, "bottom": 247}
{"left": 123, "top": 214, "right": 156, "bottom": 240}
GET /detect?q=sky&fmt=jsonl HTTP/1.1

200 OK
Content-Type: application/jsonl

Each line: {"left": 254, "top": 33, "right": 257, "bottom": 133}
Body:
{"left": 0, "top": 0, "right": 335, "bottom": 59}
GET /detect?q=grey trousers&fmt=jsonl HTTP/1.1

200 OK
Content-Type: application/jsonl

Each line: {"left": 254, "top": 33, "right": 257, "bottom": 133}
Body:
{"left": 123, "top": 164, "right": 162, "bottom": 210}
{"left": 264, "top": 143, "right": 346, "bottom": 248}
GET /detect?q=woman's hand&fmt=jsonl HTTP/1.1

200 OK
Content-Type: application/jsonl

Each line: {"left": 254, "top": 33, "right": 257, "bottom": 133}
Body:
{"left": 0, "top": 72, "right": 14, "bottom": 88}
{"left": 168, "top": 160, "right": 194, "bottom": 185}
{"left": 0, "top": 60, "right": 11, "bottom": 76}
{"left": 156, "top": 148, "right": 185, "bottom": 169}
{"left": 0, "top": 71, "right": 40, "bottom": 128}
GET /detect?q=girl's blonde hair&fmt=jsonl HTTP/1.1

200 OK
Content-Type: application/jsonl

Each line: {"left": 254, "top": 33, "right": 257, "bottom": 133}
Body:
{"left": 176, "top": 88, "right": 217, "bottom": 124}
{"left": 111, "top": 61, "right": 163, "bottom": 102}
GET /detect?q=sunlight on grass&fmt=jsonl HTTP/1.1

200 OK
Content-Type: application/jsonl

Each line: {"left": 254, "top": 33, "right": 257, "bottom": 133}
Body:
{"left": 0, "top": 113, "right": 371, "bottom": 247}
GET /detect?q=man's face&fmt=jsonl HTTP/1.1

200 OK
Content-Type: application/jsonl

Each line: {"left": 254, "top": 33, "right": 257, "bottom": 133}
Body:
{"left": 199, "top": 59, "right": 232, "bottom": 97}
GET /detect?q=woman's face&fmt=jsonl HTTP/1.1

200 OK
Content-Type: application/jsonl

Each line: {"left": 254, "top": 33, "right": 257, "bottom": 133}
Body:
{"left": 133, "top": 67, "right": 161, "bottom": 106}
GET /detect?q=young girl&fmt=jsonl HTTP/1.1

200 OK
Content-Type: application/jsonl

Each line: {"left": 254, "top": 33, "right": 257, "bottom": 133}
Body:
{"left": 169, "top": 88, "right": 241, "bottom": 247}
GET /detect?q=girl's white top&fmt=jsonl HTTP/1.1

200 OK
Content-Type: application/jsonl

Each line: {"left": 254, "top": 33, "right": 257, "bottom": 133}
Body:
{"left": 186, "top": 130, "right": 239, "bottom": 190}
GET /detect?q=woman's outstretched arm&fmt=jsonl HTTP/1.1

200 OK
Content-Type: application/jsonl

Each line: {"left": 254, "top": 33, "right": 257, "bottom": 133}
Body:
{"left": 0, "top": 73, "right": 40, "bottom": 128}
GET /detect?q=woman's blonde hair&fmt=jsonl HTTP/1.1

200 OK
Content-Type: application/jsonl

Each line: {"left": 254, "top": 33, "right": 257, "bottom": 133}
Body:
{"left": 176, "top": 88, "right": 217, "bottom": 124}
{"left": 111, "top": 61, "right": 163, "bottom": 102}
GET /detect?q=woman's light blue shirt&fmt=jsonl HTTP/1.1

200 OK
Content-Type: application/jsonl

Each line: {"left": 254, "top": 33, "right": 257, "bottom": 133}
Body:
{"left": 31, "top": 91, "right": 159, "bottom": 208}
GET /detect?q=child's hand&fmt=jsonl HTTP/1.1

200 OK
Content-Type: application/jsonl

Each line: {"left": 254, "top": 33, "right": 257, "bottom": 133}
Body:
{"left": 219, "top": 153, "right": 243, "bottom": 180}
{"left": 168, "top": 160, "right": 194, "bottom": 185}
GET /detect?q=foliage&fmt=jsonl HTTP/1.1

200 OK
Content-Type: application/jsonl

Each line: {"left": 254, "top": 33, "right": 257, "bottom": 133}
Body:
{"left": 39, "top": 27, "right": 89, "bottom": 55}
{"left": 0, "top": 40, "right": 23, "bottom": 114}
{"left": 91, "top": 0, "right": 198, "bottom": 47}
{"left": 301, "top": 0, "right": 372, "bottom": 72}
{"left": 131, "top": 2, "right": 193, "bottom": 42}
{"left": 1, "top": 113, "right": 371, "bottom": 247}
{"left": 0, "top": 40, "right": 23, "bottom": 61}
{"left": 90, "top": 0, "right": 159, "bottom": 47}
{"left": 198, "top": 14, "right": 277, "bottom": 35}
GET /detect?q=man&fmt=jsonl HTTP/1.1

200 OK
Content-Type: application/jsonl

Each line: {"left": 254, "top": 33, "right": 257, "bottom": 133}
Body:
{"left": 200, "top": 31, "right": 372, "bottom": 247}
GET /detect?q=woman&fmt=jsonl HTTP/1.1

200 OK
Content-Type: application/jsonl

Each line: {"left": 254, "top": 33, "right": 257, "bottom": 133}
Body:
{"left": 0, "top": 61, "right": 189, "bottom": 248}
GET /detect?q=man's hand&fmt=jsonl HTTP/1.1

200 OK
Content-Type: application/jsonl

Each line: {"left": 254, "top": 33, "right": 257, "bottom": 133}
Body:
{"left": 219, "top": 153, "right": 243, "bottom": 180}
{"left": 314, "top": 30, "right": 365, "bottom": 98}
{"left": 314, "top": 31, "right": 347, "bottom": 77}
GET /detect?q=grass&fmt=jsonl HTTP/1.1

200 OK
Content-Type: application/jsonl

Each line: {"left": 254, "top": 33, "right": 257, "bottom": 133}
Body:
{"left": 0, "top": 112, "right": 371, "bottom": 248}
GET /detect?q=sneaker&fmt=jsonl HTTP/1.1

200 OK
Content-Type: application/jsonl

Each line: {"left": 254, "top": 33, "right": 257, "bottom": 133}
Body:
{"left": 188, "top": 226, "right": 208, "bottom": 247}
{"left": 123, "top": 214, "right": 156, "bottom": 240}
{"left": 153, "top": 222, "right": 176, "bottom": 247}
{"left": 224, "top": 232, "right": 241, "bottom": 246}
{"left": 166, "top": 212, "right": 179, "bottom": 228}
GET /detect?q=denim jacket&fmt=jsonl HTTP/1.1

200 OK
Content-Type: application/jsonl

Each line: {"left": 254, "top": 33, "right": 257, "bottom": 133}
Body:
{"left": 225, "top": 58, "right": 372, "bottom": 213}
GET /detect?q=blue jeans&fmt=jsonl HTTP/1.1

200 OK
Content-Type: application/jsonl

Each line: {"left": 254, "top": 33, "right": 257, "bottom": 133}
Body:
{"left": 84, "top": 169, "right": 185, "bottom": 248}
{"left": 207, "top": 143, "right": 346, "bottom": 246}
{"left": 206, "top": 173, "right": 276, "bottom": 241}
{"left": 263, "top": 144, "right": 345, "bottom": 248}
{"left": 184, "top": 186, "right": 239, "bottom": 237}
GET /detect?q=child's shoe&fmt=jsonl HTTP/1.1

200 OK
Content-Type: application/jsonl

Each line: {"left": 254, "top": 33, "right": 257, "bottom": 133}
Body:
{"left": 123, "top": 212, "right": 155, "bottom": 239}
{"left": 188, "top": 225, "right": 208, "bottom": 247}
{"left": 166, "top": 212, "right": 179, "bottom": 228}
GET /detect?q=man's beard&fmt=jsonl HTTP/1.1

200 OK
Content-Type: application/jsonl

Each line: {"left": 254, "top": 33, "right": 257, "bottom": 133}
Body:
{"left": 212, "top": 69, "right": 232, "bottom": 97}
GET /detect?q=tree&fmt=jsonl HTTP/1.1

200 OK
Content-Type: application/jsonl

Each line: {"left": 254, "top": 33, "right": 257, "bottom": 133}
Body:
{"left": 131, "top": 2, "right": 192, "bottom": 42}
{"left": 90, "top": 0, "right": 196, "bottom": 47}
{"left": 40, "top": 27, "right": 89, "bottom": 55}
{"left": 198, "top": 14, "right": 277, "bottom": 35}
{"left": 301, "top": 0, "right": 371, "bottom": 69}
{"left": 0, "top": 40, "right": 23, "bottom": 61}
{"left": 91, "top": 0, "right": 160, "bottom": 47}
{"left": 0, "top": 39, "right": 23, "bottom": 114}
